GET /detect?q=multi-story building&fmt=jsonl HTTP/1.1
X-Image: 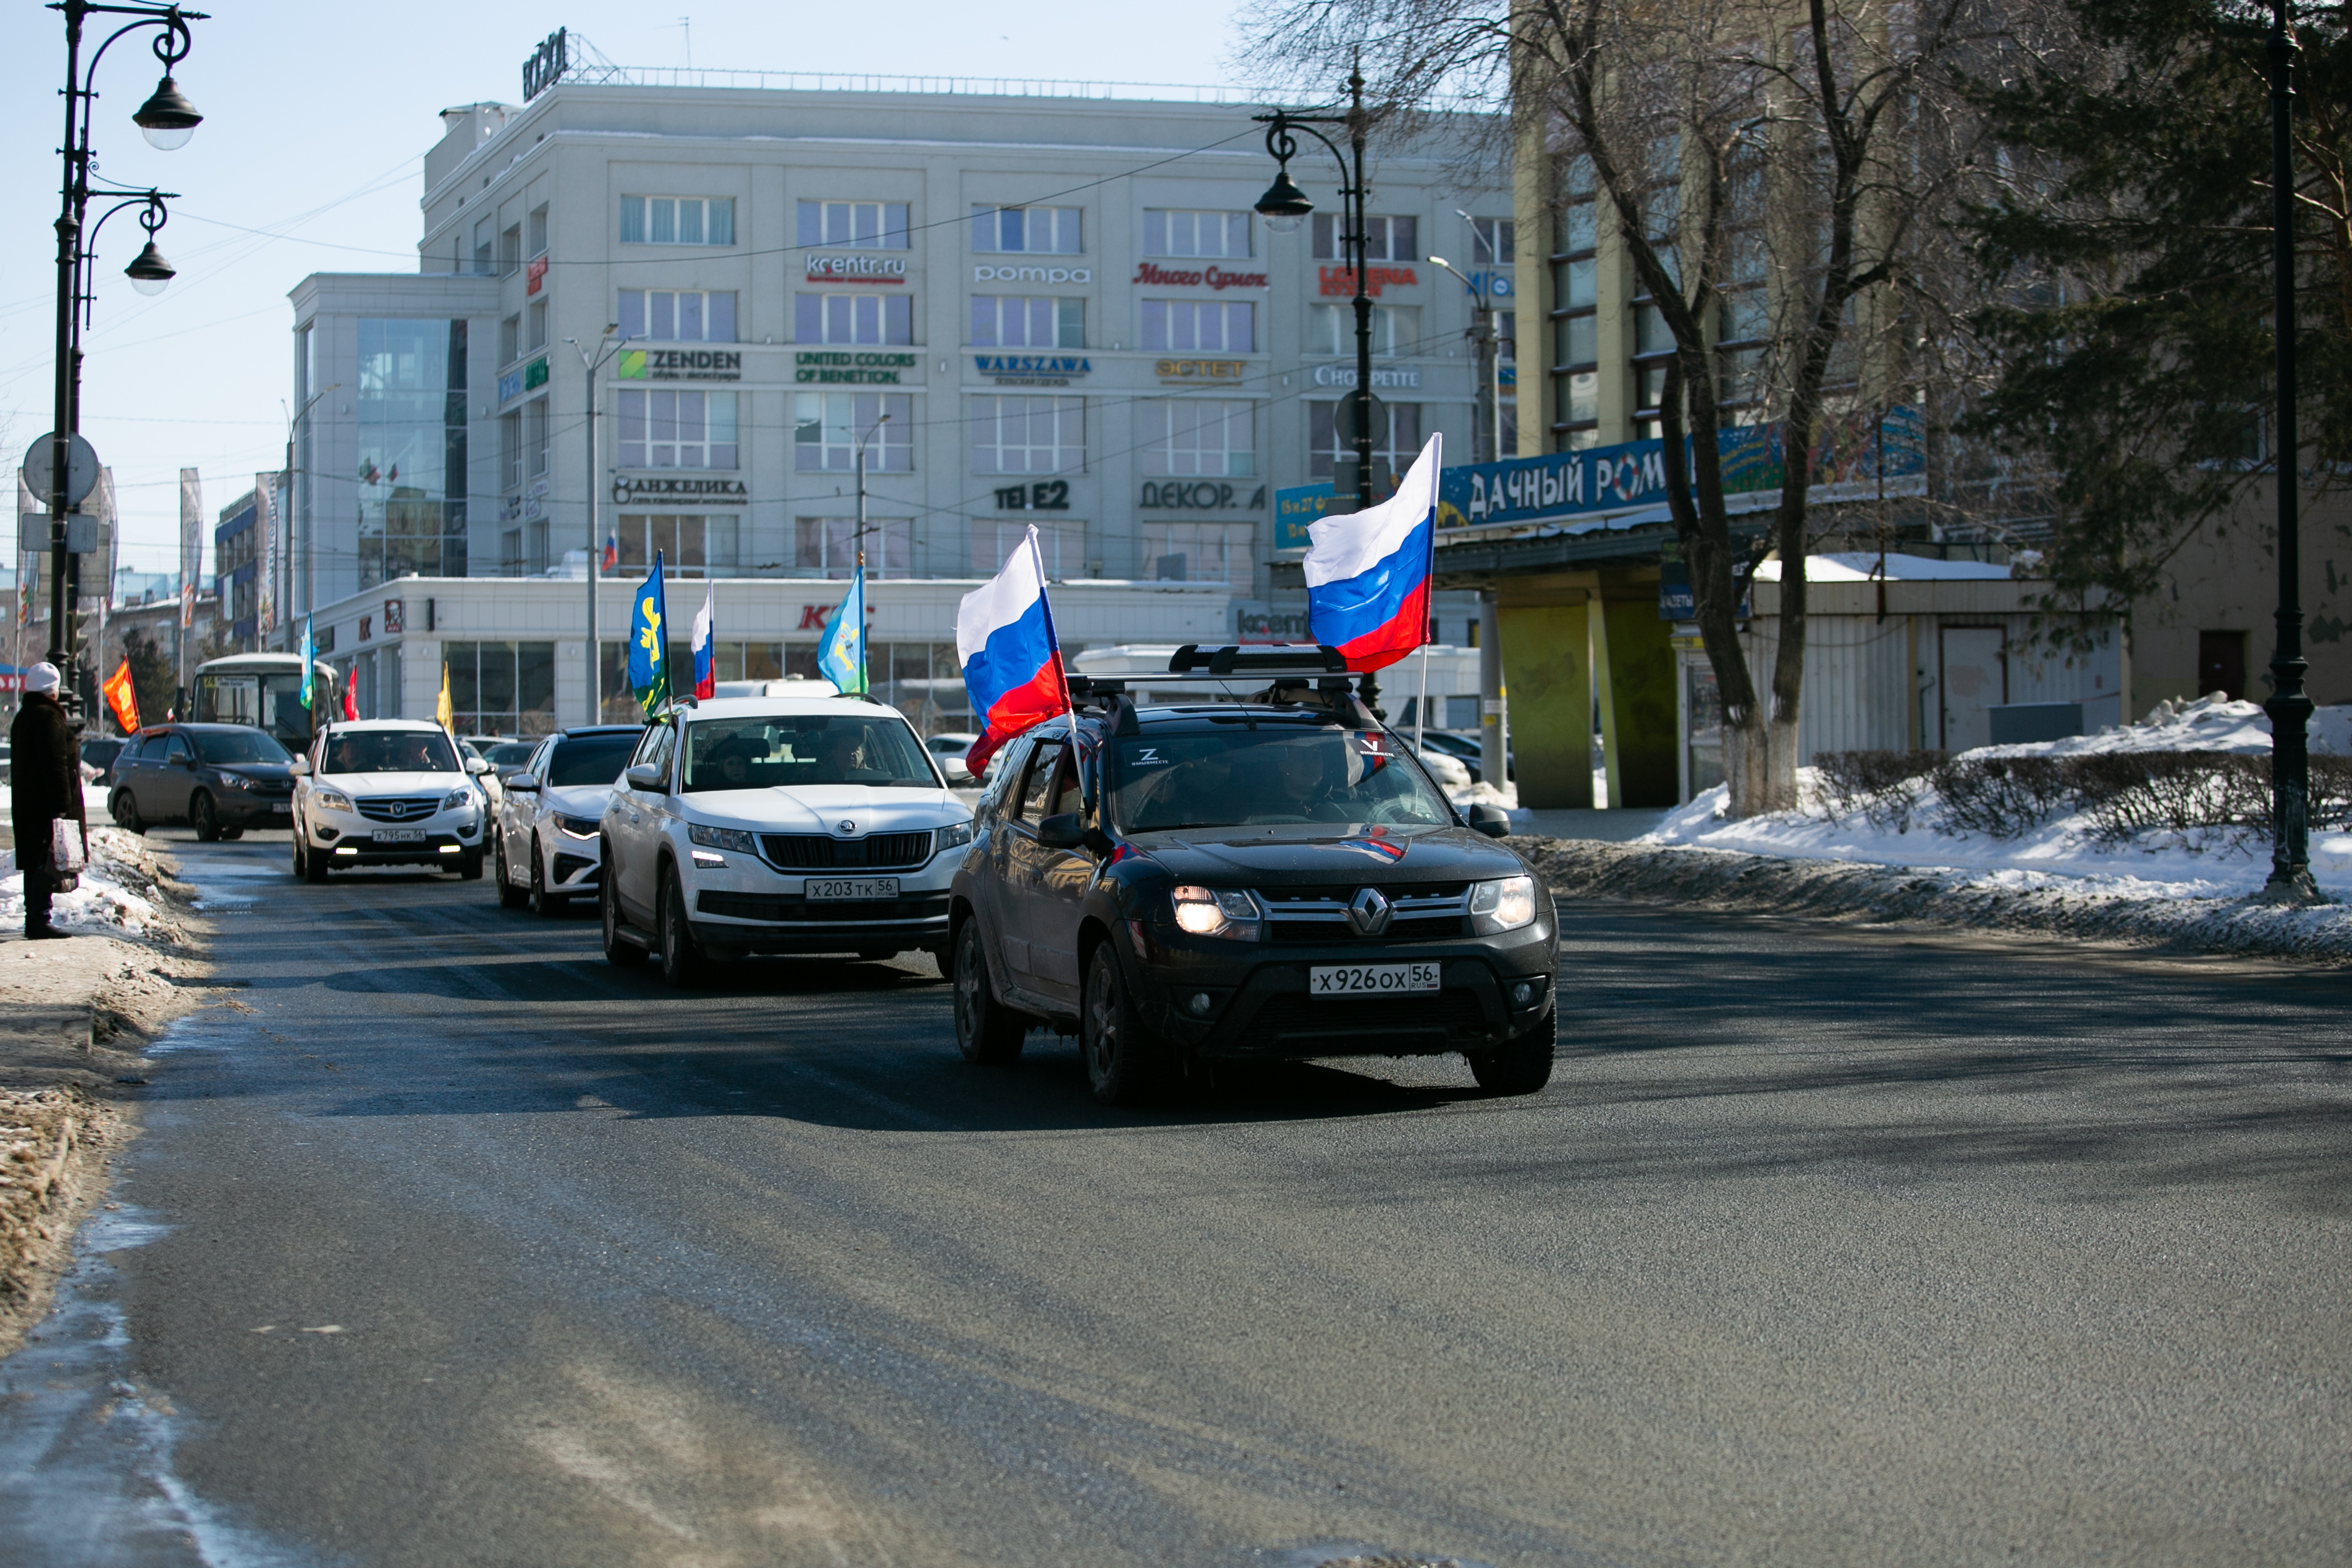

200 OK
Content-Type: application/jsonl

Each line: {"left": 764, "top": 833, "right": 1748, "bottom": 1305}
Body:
{"left": 285, "top": 51, "right": 1509, "bottom": 731}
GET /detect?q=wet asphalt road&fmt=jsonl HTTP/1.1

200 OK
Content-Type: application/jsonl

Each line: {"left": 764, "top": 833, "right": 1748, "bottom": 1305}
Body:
{"left": 2, "top": 828, "right": 2350, "bottom": 1568}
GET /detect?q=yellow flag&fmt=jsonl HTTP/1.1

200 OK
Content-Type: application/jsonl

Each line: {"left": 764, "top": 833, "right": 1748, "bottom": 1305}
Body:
{"left": 437, "top": 662, "right": 454, "bottom": 733}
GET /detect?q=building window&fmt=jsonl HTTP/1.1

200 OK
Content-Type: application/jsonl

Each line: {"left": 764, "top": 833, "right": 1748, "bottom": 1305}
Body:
{"left": 499, "top": 222, "right": 521, "bottom": 276}
{"left": 618, "top": 196, "right": 736, "bottom": 247}
{"left": 500, "top": 410, "right": 521, "bottom": 492}
{"left": 971, "top": 205, "right": 1082, "bottom": 254}
{"left": 355, "top": 318, "right": 468, "bottom": 587}
{"left": 613, "top": 514, "right": 736, "bottom": 578}
{"left": 1551, "top": 154, "right": 1601, "bottom": 450}
{"left": 526, "top": 298, "right": 548, "bottom": 352}
{"left": 969, "top": 395, "right": 1083, "bottom": 474}
{"left": 794, "top": 392, "right": 913, "bottom": 472}
{"left": 618, "top": 290, "right": 738, "bottom": 343}
{"left": 528, "top": 203, "right": 549, "bottom": 258}
{"left": 1469, "top": 217, "right": 1514, "bottom": 266}
{"left": 973, "top": 518, "right": 1087, "bottom": 578}
{"left": 796, "top": 200, "right": 909, "bottom": 249}
{"left": 1307, "top": 303, "right": 1417, "bottom": 356}
{"left": 472, "top": 219, "right": 492, "bottom": 276}
{"left": 1142, "top": 209, "right": 1252, "bottom": 259}
{"left": 1309, "top": 400, "right": 1422, "bottom": 479}
{"left": 796, "top": 517, "right": 913, "bottom": 578}
{"left": 1312, "top": 214, "right": 1417, "bottom": 261}
{"left": 1140, "top": 400, "right": 1253, "bottom": 478}
{"left": 1140, "top": 522, "right": 1252, "bottom": 584}
{"left": 444, "top": 641, "right": 557, "bottom": 737}
{"left": 617, "top": 389, "right": 740, "bottom": 470}
{"left": 794, "top": 292, "right": 913, "bottom": 345}
{"left": 524, "top": 395, "right": 550, "bottom": 480}
{"left": 1141, "top": 299, "right": 1255, "bottom": 353}
{"left": 970, "top": 296, "right": 1084, "bottom": 348}
{"left": 500, "top": 313, "right": 520, "bottom": 365}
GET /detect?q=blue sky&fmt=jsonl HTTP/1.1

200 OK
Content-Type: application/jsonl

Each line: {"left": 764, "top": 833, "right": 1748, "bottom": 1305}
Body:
{"left": 0, "top": 1, "right": 1254, "bottom": 573}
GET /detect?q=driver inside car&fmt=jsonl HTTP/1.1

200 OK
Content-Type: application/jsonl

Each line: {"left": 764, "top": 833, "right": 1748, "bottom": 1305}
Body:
{"left": 1246, "top": 740, "right": 1354, "bottom": 822}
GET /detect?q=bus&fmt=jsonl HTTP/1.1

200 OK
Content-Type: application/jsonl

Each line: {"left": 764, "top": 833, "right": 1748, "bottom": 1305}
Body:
{"left": 192, "top": 653, "right": 342, "bottom": 752}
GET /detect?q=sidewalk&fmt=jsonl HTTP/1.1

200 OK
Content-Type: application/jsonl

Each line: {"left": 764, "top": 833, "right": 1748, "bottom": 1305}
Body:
{"left": 1512, "top": 807, "right": 1672, "bottom": 843}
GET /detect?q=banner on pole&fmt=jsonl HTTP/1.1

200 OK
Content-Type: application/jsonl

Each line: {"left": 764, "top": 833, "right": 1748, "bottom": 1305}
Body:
{"left": 179, "top": 468, "right": 202, "bottom": 630}
{"left": 255, "top": 473, "right": 277, "bottom": 637}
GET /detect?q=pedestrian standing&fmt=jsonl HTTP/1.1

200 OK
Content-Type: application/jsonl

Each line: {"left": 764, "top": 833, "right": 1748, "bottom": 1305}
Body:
{"left": 10, "top": 662, "right": 82, "bottom": 940}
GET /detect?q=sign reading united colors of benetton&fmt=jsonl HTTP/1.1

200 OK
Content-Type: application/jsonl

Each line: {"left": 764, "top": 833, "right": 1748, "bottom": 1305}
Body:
{"left": 618, "top": 348, "right": 741, "bottom": 382}
{"left": 796, "top": 351, "right": 918, "bottom": 384}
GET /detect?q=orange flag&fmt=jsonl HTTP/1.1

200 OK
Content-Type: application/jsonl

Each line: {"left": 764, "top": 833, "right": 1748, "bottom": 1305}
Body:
{"left": 103, "top": 659, "right": 141, "bottom": 734}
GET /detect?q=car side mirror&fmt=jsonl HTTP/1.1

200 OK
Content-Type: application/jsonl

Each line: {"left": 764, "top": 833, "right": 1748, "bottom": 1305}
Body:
{"left": 1468, "top": 802, "right": 1511, "bottom": 838}
{"left": 173, "top": 752, "right": 195, "bottom": 770}
{"left": 1037, "top": 812, "right": 1085, "bottom": 849}
{"left": 1081, "top": 825, "right": 1117, "bottom": 858}
{"left": 624, "top": 764, "right": 664, "bottom": 793}
{"left": 506, "top": 773, "right": 541, "bottom": 793}
{"left": 465, "top": 756, "right": 493, "bottom": 775}
{"left": 287, "top": 757, "right": 311, "bottom": 776}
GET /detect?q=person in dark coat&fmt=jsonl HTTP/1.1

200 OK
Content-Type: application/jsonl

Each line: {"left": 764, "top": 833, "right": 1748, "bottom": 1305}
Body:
{"left": 10, "top": 662, "right": 82, "bottom": 940}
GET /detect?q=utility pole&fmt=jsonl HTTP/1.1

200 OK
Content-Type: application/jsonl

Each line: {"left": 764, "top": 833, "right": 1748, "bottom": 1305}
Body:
{"left": 569, "top": 326, "right": 630, "bottom": 725}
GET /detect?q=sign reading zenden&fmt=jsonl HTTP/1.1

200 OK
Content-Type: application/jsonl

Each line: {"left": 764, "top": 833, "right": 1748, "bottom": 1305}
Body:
{"left": 1132, "top": 262, "right": 1267, "bottom": 291}
{"left": 805, "top": 255, "right": 907, "bottom": 284}
{"left": 975, "top": 354, "right": 1091, "bottom": 387}
{"left": 611, "top": 476, "right": 750, "bottom": 507}
{"left": 795, "top": 351, "right": 919, "bottom": 385}
{"left": 618, "top": 348, "right": 741, "bottom": 382}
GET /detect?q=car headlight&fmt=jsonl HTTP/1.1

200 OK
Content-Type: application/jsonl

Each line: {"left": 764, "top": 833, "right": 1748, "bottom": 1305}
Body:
{"left": 1470, "top": 875, "right": 1538, "bottom": 935}
{"left": 935, "top": 820, "right": 974, "bottom": 854}
{"left": 313, "top": 788, "right": 353, "bottom": 814}
{"left": 1171, "top": 884, "right": 1262, "bottom": 941}
{"left": 442, "top": 788, "right": 475, "bottom": 812}
{"left": 555, "top": 813, "right": 601, "bottom": 838}
{"left": 689, "top": 823, "right": 757, "bottom": 854}
{"left": 215, "top": 773, "right": 251, "bottom": 791}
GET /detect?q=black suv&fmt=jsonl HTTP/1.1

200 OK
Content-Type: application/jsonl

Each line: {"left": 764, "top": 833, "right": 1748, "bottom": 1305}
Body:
{"left": 949, "top": 647, "right": 1556, "bottom": 1103}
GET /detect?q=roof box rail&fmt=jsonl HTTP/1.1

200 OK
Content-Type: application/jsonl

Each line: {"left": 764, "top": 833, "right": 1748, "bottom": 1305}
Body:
{"left": 1166, "top": 643, "right": 1349, "bottom": 677}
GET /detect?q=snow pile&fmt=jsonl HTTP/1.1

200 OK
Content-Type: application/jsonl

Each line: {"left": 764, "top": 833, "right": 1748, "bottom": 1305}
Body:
{"left": 0, "top": 825, "right": 190, "bottom": 943}
{"left": 1640, "top": 698, "right": 2352, "bottom": 900}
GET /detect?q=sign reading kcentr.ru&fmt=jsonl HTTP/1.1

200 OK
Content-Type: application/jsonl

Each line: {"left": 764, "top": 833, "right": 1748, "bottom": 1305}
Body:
{"left": 805, "top": 255, "right": 907, "bottom": 283}
{"left": 795, "top": 351, "right": 919, "bottom": 384}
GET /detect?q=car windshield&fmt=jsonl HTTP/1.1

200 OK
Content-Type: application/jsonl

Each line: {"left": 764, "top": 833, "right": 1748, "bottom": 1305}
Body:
{"left": 322, "top": 731, "right": 461, "bottom": 775}
{"left": 1111, "top": 727, "right": 1452, "bottom": 832}
{"left": 194, "top": 730, "right": 291, "bottom": 765}
{"left": 545, "top": 733, "right": 640, "bottom": 789}
{"left": 486, "top": 743, "right": 537, "bottom": 767}
{"left": 680, "top": 714, "right": 937, "bottom": 792}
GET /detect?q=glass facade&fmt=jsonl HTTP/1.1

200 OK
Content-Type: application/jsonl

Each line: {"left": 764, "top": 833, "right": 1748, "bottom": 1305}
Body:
{"left": 356, "top": 319, "right": 467, "bottom": 586}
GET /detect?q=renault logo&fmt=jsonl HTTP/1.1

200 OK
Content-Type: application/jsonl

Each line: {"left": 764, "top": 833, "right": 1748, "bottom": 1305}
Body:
{"left": 1346, "top": 886, "right": 1393, "bottom": 936}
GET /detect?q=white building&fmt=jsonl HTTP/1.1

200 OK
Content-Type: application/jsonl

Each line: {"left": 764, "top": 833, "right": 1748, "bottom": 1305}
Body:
{"left": 284, "top": 46, "right": 1511, "bottom": 730}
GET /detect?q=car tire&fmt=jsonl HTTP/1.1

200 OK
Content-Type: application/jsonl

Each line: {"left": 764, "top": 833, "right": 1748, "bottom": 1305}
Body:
{"left": 296, "top": 827, "right": 330, "bottom": 884}
{"left": 219, "top": 827, "right": 244, "bottom": 841}
{"left": 1466, "top": 1007, "right": 1555, "bottom": 1095}
{"left": 458, "top": 846, "right": 484, "bottom": 880}
{"left": 952, "top": 919, "right": 1026, "bottom": 1066}
{"left": 601, "top": 859, "right": 646, "bottom": 968}
{"left": 190, "top": 791, "right": 221, "bottom": 843}
{"left": 110, "top": 789, "right": 142, "bottom": 834}
{"left": 656, "top": 863, "right": 704, "bottom": 989}
{"left": 529, "top": 837, "right": 567, "bottom": 916}
{"left": 495, "top": 833, "right": 528, "bottom": 908}
{"left": 1081, "top": 940, "right": 1162, "bottom": 1106}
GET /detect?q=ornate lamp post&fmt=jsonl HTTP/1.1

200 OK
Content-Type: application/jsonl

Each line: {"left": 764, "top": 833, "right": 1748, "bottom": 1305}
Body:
{"left": 46, "top": 1, "right": 204, "bottom": 714}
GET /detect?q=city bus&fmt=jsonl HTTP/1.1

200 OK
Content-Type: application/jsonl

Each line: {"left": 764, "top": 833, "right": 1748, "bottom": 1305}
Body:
{"left": 191, "top": 653, "right": 342, "bottom": 752}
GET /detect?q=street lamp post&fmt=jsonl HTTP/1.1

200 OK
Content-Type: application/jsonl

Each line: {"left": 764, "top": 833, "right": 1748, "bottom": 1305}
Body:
{"left": 287, "top": 381, "right": 338, "bottom": 639}
{"left": 46, "top": 1, "right": 203, "bottom": 717}
{"left": 1427, "top": 253, "right": 1498, "bottom": 465}
{"left": 2261, "top": 0, "right": 2317, "bottom": 904}
{"left": 852, "top": 411, "right": 893, "bottom": 694}
{"left": 568, "top": 326, "right": 630, "bottom": 723}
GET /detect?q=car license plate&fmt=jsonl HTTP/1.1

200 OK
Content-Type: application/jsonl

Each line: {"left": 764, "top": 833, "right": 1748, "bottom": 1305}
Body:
{"left": 806, "top": 877, "right": 897, "bottom": 901}
{"left": 1310, "top": 962, "right": 1440, "bottom": 997}
{"left": 374, "top": 829, "right": 426, "bottom": 845}
{"left": 271, "top": 803, "right": 292, "bottom": 814}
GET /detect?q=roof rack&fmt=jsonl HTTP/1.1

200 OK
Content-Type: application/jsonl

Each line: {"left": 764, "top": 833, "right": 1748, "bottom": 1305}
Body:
{"left": 1165, "top": 643, "right": 1351, "bottom": 677}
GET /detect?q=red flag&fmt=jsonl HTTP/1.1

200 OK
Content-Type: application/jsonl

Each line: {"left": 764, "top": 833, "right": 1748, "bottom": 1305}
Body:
{"left": 340, "top": 675, "right": 358, "bottom": 721}
{"left": 103, "top": 659, "right": 141, "bottom": 734}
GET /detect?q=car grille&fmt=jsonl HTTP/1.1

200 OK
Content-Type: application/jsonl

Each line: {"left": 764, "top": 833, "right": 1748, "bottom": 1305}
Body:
{"left": 1268, "top": 914, "right": 1464, "bottom": 943}
{"left": 1250, "top": 990, "right": 1490, "bottom": 1041}
{"left": 698, "top": 891, "right": 951, "bottom": 924}
{"left": 354, "top": 795, "right": 442, "bottom": 824}
{"left": 1259, "top": 883, "right": 1471, "bottom": 942}
{"left": 759, "top": 831, "right": 931, "bottom": 870}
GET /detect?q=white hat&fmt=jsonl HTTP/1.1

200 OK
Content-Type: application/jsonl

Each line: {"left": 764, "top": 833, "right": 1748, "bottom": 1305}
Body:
{"left": 22, "top": 662, "right": 60, "bottom": 694}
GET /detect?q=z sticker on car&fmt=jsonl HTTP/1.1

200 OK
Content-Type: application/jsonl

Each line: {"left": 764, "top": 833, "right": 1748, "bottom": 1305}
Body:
{"left": 1131, "top": 746, "right": 1168, "bottom": 765}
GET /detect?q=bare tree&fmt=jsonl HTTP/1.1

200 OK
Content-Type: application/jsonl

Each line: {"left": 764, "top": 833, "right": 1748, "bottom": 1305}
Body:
{"left": 1239, "top": 0, "right": 2013, "bottom": 814}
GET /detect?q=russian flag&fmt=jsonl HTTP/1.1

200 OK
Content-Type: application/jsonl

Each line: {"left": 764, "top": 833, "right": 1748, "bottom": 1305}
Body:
{"left": 602, "top": 529, "right": 619, "bottom": 572}
{"left": 1305, "top": 432, "right": 1442, "bottom": 672}
{"left": 689, "top": 584, "right": 715, "bottom": 701}
{"left": 956, "top": 526, "right": 1069, "bottom": 775}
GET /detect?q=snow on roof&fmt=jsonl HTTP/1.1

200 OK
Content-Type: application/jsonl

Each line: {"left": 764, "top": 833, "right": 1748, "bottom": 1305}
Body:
{"left": 1751, "top": 552, "right": 2014, "bottom": 583}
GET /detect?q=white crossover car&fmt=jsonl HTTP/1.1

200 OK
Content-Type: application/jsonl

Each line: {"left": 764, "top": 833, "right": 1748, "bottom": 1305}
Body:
{"left": 599, "top": 694, "right": 975, "bottom": 987}
{"left": 289, "top": 720, "right": 494, "bottom": 882}
{"left": 490, "top": 725, "right": 644, "bottom": 915}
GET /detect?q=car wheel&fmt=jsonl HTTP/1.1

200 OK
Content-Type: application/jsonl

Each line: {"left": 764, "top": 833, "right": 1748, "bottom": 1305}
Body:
{"left": 656, "top": 863, "right": 704, "bottom": 989}
{"left": 457, "top": 847, "right": 484, "bottom": 881}
{"left": 297, "top": 824, "right": 330, "bottom": 883}
{"left": 1465, "top": 1007, "right": 1555, "bottom": 1095}
{"left": 219, "top": 827, "right": 245, "bottom": 841}
{"left": 110, "top": 789, "right": 142, "bottom": 833}
{"left": 952, "top": 918, "right": 1026, "bottom": 1065}
{"left": 601, "top": 857, "right": 646, "bottom": 968}
{"left": 495, "top": 832, "right": 528, "bottom": 908}
{"left": 1081, "top": 940, "right": 1162, "bottom": 1106}
{"left": 529, "top": 837, "right": 567, "bottom": 916}
{"left": 190, "top": 791, "right": 220, "bottom": 842}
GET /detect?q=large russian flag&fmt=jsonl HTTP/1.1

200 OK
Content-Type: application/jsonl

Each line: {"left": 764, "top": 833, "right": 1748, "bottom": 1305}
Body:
{"left": 1305, "top": 432, "right": 1442, "bottom": 671}
{"left": 956, "top": 526, "right": 1069, "bottom": 774}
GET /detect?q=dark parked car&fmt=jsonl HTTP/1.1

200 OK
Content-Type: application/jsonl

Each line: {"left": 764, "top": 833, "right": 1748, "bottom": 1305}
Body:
{"left": 81, "top": 735, "right": 127, "bottom": 785}
{"left": 948, "top": 646, "right": 1556, "bottom": 1105}
{"left": 107, "top": 723, "right": 297, "bottom": 840}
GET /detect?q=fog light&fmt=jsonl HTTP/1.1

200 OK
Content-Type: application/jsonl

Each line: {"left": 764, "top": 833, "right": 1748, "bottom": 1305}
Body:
{"left": 691, "top": 849, "right": 726, "bottom": 868}
{"left": 334, "top": 846, "right": 357, "bottom": 855}
{"left": 1188, "top": 992, "right": 1212, "bottom": 1015}
{"left": 438, "top": 845, "right": 460, "bottom": 854}
{"left": 1511, "top": 980, "right": 1536, "bottom": 1006}
{"left": 316, "top": 827, "right": 338, "bottom": 842}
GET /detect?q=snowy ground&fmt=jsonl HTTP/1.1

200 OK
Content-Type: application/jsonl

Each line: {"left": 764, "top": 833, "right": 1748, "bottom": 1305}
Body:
{"left": 0, "top": 790, "right": 192, "bottom": 945}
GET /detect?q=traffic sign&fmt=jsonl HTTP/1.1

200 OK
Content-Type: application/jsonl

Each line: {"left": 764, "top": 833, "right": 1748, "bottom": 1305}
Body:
{"left": 1335, "top": 389, "right": 1388, "bottom": 447}
{"left": 22, "top": 432, "right": 99, "bottom": 508}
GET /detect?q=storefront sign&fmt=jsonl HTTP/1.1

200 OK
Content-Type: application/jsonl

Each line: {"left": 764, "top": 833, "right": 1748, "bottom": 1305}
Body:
{"left": 1319, "top": 265, "right": 1419, "bottom": 297}
{"left": 1155, "top": 358, "right": 1246, "bottom": 383}
{"left": 798, "top": 601, "right": 878, "bottom": 630}
{"left": 804, "top": 254, "right": 907, "bottom": 284}
{"left": 618, "top": 348, "right": 741, "bottom": 382}
{"left": 521, "top": 27, "right": 567, "bottom": 101}
{"left": 1131, "top": 262, "right": 1267, "bottom": 291}
{"left": 1468, "top": 268, "right": 1514, "bottom": 299}
{"left": 1312, "top": 365, "right": 1422, "bottom": 390}
{"left": 794, "top": 350, "right": 918, "bottom": 385}
{"left": 993, "top": 480, "right": 1071, "bottom": 511}
{"left": 524, "top": 356, "right": 549, "bottom": 392}
{"left": 974, "top": 354, "right": 1091, "bottom": 386}
{"left": 1236, "top": 603, "right": 1312, "bottom": 643}
{"left": 383, "top": 598, "right": 405, "bottom": 634}
{"left": 526, "top": 256, "right": 548, "bottom": 295}
{"left": 610, "top": 475, "right": 751, "bottom": 505}
{"left": 1275, "top": 483, "right": 1332, "bottom": 549}
{"left": 973, "top": 264, "right": 1092, "bottom": 285}
{"left": 1139, "top": 481, "right": 1265, "bottom": 512}
{"left": 497, "top": 367, "right": 525, "bottom": 405}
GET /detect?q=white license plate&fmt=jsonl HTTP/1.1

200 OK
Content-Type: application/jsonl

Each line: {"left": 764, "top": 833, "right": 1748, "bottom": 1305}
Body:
{"left": 1310, "top": 962, "right": 1441, "bottom": 997}
{"left": 374, "top": 829, "right": 426, "bottom": 845}
{"left": 806, "top": 877, "right": 898, "bottom": 901}
{"left": 271, "top": 803, "right": 292, "bottom": 814}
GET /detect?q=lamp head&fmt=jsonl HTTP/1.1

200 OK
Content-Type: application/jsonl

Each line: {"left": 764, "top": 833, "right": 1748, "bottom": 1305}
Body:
{"left": 125, "top": 240, "right": 175, "bottom": 295}
{"left": 134, "top": 76, "right": 202, "bottom": 151}
{"left": 1254, "top": 168, "right": 1314, "bottom": 234}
